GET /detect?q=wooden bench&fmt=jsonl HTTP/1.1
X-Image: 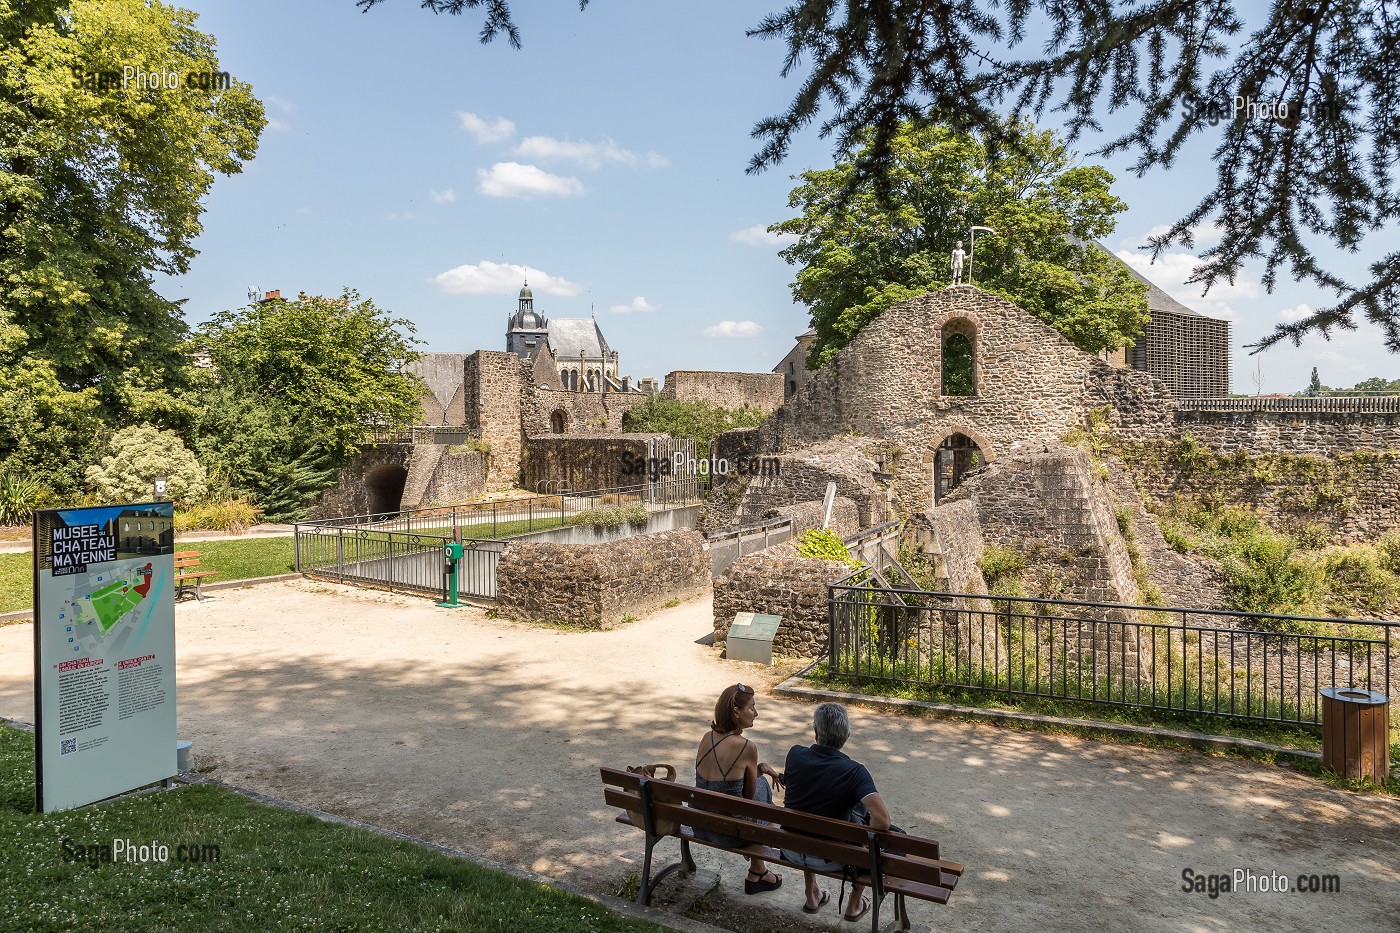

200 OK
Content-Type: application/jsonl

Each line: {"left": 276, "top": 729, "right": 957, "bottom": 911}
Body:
{"left": 600, "top": 767, "right": 961, "bottom": 932}
{"left": 174, "top": 551, "right": 218, "bottom": 601}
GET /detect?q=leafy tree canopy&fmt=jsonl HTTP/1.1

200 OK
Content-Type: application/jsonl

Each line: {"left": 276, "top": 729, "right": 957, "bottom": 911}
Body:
{"left": 362, "top": 0, "right": 1400, "bottom": 355}
{"left": 189, "top": 290, "right": 424, "bottom": 519}
{"left": 622, "top": 395, "right": 767, "bottom": 451}
{"left": 777, "top": 121, "right": 1149, "bottom": 367}
{"left": 86, "top": 423, "right": 208, "bottom": 506}
{"left": 0, "top": 0, "right": 264, "bottom": 421}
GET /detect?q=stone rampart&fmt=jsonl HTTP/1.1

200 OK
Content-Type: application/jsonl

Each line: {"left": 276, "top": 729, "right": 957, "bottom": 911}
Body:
{"left": 495, "top": 529, "right": 709, "bottom": 628}
{"left": 661, "top": 371, "right": 785, "bottom": 413}
{"left": 521, "top": 434, "right": 673, "bottom": 492}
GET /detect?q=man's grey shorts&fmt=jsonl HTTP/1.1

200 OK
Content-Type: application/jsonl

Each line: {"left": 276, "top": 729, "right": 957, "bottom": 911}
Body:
{"left": 780, "top": 849, "right": 846, "bottom": 873}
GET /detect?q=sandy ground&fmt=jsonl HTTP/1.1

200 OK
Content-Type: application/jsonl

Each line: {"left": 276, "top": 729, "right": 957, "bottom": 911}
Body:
{"left": 2, "top": 580, "right": 1397, "bottom": 932}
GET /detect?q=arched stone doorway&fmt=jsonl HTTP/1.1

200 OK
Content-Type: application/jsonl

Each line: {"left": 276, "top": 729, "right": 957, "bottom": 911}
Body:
{"left": 365, "top": 464, "right": 408, "bottom": 516}
{"left": 550, "top": 409, "right": 567, "bottom": 433}
{"left": 928, "top": 430, "right": 993, "bottom": 505}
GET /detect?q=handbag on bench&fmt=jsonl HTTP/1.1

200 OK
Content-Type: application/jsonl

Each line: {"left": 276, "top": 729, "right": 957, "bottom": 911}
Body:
{"left": 626, "top": 763, "right": 680, "bottom": 836}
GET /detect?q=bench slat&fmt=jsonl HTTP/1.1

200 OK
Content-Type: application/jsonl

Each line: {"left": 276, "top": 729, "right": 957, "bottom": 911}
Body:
{"left": 605, "top": 778, "right": 959, "bottom": 890}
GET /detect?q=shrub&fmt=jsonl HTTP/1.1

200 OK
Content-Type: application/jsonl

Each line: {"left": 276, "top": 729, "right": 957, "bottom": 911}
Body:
{"left": 175, "top": 498, "right": 261, "bottom": 533}
{"left": 449, "top": 437, "right": 491, "bottom": 455}
{"left": 575, "top": 505, "right": 649, "bottom": 529}
{"left": 1320, "top": 545, "right": 1400, "bottom": 618}
{"left": 979, "top": 544, "right": 1028, "bottom": 590}
{"left": 795, "top": 528, "right": 851, "bottom": 561}
{"left": 1219, "top": 533, "right": 1324, "bottom": 617}
{"left": 1376, "top": 531, "right": 1400, "bottom": 576}
{"left": 85, "top": 425, "right": 208, "bottom": 506}
{"left": 0, "top": 472, "right": 45, "bottom": 525}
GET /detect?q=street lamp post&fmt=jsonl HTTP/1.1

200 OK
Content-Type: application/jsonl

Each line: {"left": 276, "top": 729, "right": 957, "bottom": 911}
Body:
{"left": 969, "top": 226, "right": 996, "bottom": 285}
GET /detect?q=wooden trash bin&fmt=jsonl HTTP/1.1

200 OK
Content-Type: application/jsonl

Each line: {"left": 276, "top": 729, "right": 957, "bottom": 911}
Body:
{"left": 1320, "top": 687, "right": 1390, "bottom": 783}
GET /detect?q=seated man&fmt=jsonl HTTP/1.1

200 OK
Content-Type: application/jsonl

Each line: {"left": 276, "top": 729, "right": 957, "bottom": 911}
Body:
{"left": 780, "top": 702, "right": 891, "bottom": 922}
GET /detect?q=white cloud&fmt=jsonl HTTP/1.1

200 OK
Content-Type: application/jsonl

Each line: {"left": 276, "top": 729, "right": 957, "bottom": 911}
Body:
{"left": 296, "top": 206, "right": 311, "bottom": 214}
{"left": 266, "top": 117, "right": 291, "bottom": 133}
{"left": 703, "top": 320, "right": 762, "bottom": 338}
{"left": 1279, "top": 303, "right": 1314, "bottom": 323}
{"left": 608, "top": 296, "right": 658, "bottom": 314}
{"left": 1121, "top": 221, "right": 1224, "bottom": 251}
{"left": 264, "top": 95, "right": 296, "bottom": 114}
{"left": 385, "top": 210, "right": 419, "bottom": 222}
{"left": 515, "top": 135, "right": 667, "bottom": 170}
{"left": 477, "top": 162, "right": 584, "bottom": 198}
{"left": 1114, "top": 247, "right": 1257, "bottom": 320}
{"left": 731, "top": 224, "right": 798, "bottom": 247}
{"left": 458, "top": 112, "right": 516, "bottom": 143}
{"left": 431, "top": 261, "right": 583, "bottom": 297}
{"left": 429, "top": 188, "right": 456, "bottom": 204}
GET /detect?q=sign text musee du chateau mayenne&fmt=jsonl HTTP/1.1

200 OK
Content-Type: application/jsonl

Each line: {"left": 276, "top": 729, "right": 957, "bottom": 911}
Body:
{"left": 33, "top": 503, "right": 177, "bottom": 812}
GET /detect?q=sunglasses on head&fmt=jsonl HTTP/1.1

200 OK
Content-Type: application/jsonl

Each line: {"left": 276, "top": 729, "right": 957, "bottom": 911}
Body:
{"left": 735, "top": 683, "right": 753, "bottom": 695}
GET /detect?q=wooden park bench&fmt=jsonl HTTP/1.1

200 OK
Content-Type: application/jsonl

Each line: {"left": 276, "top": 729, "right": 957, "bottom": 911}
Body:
{"left": 174, "top": 550, "right": 218, "bottom": 601}
{"left": 600, "top": 767, "right": 961, "bottom": 932}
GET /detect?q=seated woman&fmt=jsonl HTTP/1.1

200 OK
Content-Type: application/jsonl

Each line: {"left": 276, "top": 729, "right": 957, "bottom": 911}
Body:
{"left": 692, "top": 683, "right": 784, "bottom": 894}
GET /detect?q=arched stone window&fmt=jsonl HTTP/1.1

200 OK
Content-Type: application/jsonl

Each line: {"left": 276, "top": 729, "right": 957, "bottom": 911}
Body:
{"left": 560, "top": 369, "right": 569, "bottom": 387}
{"left": 550, "top": 410, "right": 566, "bottom": 433}
{"left": 940, "top": 318, "right": 978, "bottom": 396}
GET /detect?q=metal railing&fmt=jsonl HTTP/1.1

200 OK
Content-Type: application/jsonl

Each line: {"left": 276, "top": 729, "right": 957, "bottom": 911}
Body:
{"left": 363, "top": 425, "right": 478, "bottom": 445}
{"left": 827, "top": 578, "right": 1396, "bottom": 727}
{"left": 295, "top": 526, "right": 451, "bottom": 600}
{"left": 704, "top": 518, "right": 795, "bottom": 578}
{"left": 1178, "top": 396, "right": 1400, "bottom": 414}
{"left": 295, "top": 478, "right": 709, "bottom": 601}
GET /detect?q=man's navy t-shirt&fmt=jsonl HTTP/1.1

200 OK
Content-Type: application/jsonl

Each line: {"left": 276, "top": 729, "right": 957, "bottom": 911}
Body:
{"left": 783, "top": 744, "right": 878, "bottom": 823}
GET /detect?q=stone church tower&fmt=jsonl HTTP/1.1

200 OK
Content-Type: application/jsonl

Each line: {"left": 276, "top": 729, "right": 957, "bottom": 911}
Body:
{"left": 505, "top": 283, "right": 549, "bottom": 359}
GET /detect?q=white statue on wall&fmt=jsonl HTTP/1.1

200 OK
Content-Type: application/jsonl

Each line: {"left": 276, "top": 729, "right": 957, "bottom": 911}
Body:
{"left": 951, "top": 241, "right": 967, "bottom": 285}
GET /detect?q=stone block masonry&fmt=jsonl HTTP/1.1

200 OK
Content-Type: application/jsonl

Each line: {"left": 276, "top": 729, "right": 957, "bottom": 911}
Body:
{"left": 521, "top": 434, "right": 677, "bottom": 493}
{"left": 495, "top": 529, "right": 710, "bottom": 629}
{"left": 712, "top": 543, "right": 851, "bottom": 657}
{"left": 464, "top": 350, "right": 527, "bottom": 489}
{"left": 661, "top": 371, "right": 785, "bottom": 413}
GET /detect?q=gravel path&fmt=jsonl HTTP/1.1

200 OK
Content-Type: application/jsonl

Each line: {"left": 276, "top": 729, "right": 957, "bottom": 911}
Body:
{"left": 2, "top": 579, "right": 1395, "bottom": 932}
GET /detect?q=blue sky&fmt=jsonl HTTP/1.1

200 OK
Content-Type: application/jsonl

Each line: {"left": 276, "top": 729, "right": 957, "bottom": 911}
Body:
{"left": 156, "top": 0, "right": 1397, "bottom": 395}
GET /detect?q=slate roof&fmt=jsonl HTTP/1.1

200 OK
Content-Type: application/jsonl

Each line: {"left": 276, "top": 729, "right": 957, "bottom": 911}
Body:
{"left": 1069, "top": 234, "right": 1209, "bottom": 319}
{"left": 548, "top": 318, "right": 607, "bottom": 359}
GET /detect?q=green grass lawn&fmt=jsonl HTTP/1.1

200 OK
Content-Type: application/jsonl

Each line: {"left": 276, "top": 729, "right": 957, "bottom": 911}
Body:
{"left": 0, "top": 725, "right": 660, "bottom": 933}
{"left": 0, "top": 538, "right": 298, "bottom": 614}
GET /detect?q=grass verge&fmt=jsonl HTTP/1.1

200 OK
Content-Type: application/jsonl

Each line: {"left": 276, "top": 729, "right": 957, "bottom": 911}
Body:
{"left": 0, "top": 724, "right": 662, "bottom": 932}
{"left": 802, "top": 666, "right": 1399, "bottom": 795}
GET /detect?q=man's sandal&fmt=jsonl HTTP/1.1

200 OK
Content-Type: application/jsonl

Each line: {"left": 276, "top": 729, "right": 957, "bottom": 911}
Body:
{"left": 842, "top": 895, "right": 871, "bottom": 922}
{"left": 744, "top": 868, "right": 782, "bottom": 894}
{"left": 801, "top": 890, "right": 831, "bottom": 914}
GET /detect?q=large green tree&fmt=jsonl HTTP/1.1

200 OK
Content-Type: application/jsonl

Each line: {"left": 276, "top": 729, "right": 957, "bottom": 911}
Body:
{"left": 776, "top": 121, "right": 1149, "bottom": 367}
{"left": 0, "top": 0, "right": 264, "bottom": 461}
{"left": 190, "top": 291, "right": 424, "bottom": 520}
{"left": 363, "top": 0, "right": 1400, "bottom": 355}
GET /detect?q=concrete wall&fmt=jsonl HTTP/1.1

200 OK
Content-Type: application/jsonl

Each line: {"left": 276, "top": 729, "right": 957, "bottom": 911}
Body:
{"left": 495, "top": 529, "right": 709, "bottom": 628}
{"left": 661, "top": 370, "right": 784, "bottom": 413}
{"left": 408, "top": 353, "right": 469, "bottom": 425}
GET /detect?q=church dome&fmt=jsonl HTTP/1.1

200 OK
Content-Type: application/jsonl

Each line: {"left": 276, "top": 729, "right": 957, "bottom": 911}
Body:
{"left": 517, "top": 310, "right": 540, "bottom": 328}
{"left": 519, "top": 284, "right": 533, "bottom": 300}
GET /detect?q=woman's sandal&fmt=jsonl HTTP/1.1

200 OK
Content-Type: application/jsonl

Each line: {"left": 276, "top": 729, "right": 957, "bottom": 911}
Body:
{"left": 842, "top": 895, "right": 871, "bottom": 922}
{"left": 801, "top": 890, "right": 831, "bottom": 914}
{"left": 744, "top": 868, "right": 783, "bottom": 894}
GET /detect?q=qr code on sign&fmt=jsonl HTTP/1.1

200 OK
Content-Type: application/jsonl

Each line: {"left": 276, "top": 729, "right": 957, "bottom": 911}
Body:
{"left": 60, "top": 738, "right": 77, "bottom": 756}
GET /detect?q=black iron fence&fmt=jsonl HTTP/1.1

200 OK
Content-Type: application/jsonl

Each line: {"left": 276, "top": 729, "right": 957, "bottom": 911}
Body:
{"left": 827, "top": 577, "right": 1396, "bottom": 727}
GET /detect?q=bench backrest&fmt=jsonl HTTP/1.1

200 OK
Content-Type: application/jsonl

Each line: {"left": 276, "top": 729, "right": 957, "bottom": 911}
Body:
{"left": 600, "top": 767, "right": 959, "bottom": 890}
{"left": 174, "top": 551, "right": 200, "bottom": 569}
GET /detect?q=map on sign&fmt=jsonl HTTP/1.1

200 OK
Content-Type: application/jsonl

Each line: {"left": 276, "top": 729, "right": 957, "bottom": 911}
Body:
{"left": 50, "top": 560, "right": 167, "bottom": 658}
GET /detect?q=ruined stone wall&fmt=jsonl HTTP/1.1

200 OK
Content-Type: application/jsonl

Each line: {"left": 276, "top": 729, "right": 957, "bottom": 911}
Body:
{"left": 1171, "top": 409, "right": 1400, "bottom": 453}
{"left": 753, "top": 287, "right": 1175, "bottom": 520}
{"left": 464, "top": 350, "right": 526, "bottom": 488}
{"left": 311, "top": 445, "right": 411, "bottom": 519}
{"left": 419, "top": 450, "right": 488, "bottom": 505}
{"left": 495, "top": 529, "right": 709, "bottom": 628}
{"left": 522, "top": 387, "right": 644, "bottom": 437}
{"left": 521, "top": 434, "right": 668, "bottom": 492}
{"left": 943, "top": 446, "right": 1142, "bottom": 610}
{"left": 661, "top": 371, "right": 785, "bottom": 413}
{"left": 730, "top": 438, "right": 893, "bottom": 528}
{"left": 907, "top": 502, "right": 986, "bottom": 595}
{"left": 712, "top": 543, "right": 850, "bottom": 657}
{"left": 770, "top": 497, "right": 860, "bottom": 538}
